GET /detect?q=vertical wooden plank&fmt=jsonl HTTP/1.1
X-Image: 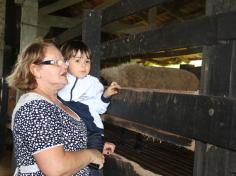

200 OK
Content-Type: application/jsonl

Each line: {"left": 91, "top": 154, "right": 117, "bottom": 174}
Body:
{"left": 0, "top": 0, "right": 6, "bottom": 156}
{"left": 194, "top": 0, "right": 236, "bottom": 176}
{"left": 227, "top": 41, "right": 236, "bottom": 175}
{"left": 17, "top": 0, "right": 38, "bottom": 51}
{"left": 15, "top": 0, "right": 38, "bottom": 101}
{"left": 11, "top": 0, "right": 38, "bottom": 172}
{"left": 229, "top": 42, "right": 236, "bottom": 97}
{"left": 82, "top": 10, "right": 102, "bottom": 77}
{"left": 0, "top": 0, "right": 6, "bottom": 77}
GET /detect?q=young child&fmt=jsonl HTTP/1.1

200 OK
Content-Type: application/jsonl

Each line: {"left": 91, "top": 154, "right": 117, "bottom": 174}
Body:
{"left": 58, "top": 40, "right": 120, "bottom": 175}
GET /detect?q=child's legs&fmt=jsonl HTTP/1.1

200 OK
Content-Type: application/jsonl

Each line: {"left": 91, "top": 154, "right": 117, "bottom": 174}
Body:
{"left": 87, "top": 133, "right": 104, "bottom": 152}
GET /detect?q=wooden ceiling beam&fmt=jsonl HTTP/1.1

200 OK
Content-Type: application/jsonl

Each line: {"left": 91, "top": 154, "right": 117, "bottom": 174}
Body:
{"left": 103, "top": 7, "right": 159, "bottom": 35}
{"left": 102, "top": 0, "right": 171, "bottom": 25}
{"left": 102, "top": 21, "right": 148, "bottom": 35}
{"left": 39, "top": 15, "right": 82, "bottom": 28}
{"left": 94, "top": 0, "right": 120, "bottom": 11}
{"left": 158, "top": 5, "right": 185, "bottom": 22}
{"left": 39, "top": 0, "right": 84, "bottom": 15}
{"left": 56, "top": 0, "right": 171, "bottom": 44}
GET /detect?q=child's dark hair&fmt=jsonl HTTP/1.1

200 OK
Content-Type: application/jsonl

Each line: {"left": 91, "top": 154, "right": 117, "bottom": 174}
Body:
{"left": 60, "top": 40, "right": 92, "bottom": 61}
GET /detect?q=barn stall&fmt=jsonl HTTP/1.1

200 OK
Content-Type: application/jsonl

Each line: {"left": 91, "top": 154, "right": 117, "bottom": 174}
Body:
{"left": 0, "top": 0, "right": 236, "bottom": 176}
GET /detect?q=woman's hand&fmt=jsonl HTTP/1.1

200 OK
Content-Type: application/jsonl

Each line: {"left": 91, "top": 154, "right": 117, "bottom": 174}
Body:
{"left": 103, "top": 82, "right": 121, "bottom": 97}
{"left": 88, "top": 149, "right": 105, "bottom": 169}
{"left": 103, "top": 142, "right": 116, "bottom": 155}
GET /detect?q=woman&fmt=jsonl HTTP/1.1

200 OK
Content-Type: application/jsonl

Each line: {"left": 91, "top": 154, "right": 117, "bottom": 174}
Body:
{"left": 7, "top": 39, "right": 104, "bottom": 176}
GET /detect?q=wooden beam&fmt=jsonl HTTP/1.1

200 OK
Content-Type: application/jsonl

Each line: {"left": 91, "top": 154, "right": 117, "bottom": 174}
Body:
{"left": 217, "top": 11, "right": 236, "bottom": 40}
{"left": 56, "top": 0, "right": 170, "bottom": 44}
{"left": 55, "top": 0, "right": 119, "bottom": 44}
{"left": 40, "top": 0, "right": 111, "bottom": 28}
{"left": 40, "top": 0, "right": 119, "bottom": 40}
{"left": 106, "top": 88, "right": 236, "bottom": 151}
{"left": 94, "top": 0, "right": 120, "bottom": 11}
{"left": 101, "top": 14, "right": 217, "bottom": 58}
{"left": 102, "top": 114, "right": 193, "bottom": 147}
{"left": 102, "top": 0, "right": 170, "bottom": 25}
{"left": 112, "top": 47, "right": 202, "bottom": 61}
{"left": 39, "top": 15, "right": 82, "bottom": 28}
{"left": 82, "top": 10, "right": 102, "bottom": 76}
{"left": 139, "top": 47, "right": 202, "bottom": 59}
{"left": 148, "top": 7, "right": 157, "bottom": 24}
{"left": 158, "top": 5, "right": 185, "bottom": 22}
{"left": 55, "top": 24, "right": 82, "bottom": 44}
{"left": 102, "top": 21, "right": 147, "bottom": 35}
{"left": 19, "top": 0, "right": 38, "bottom": 51}
{"left": 39, "top": 0, "right": 84, "bottom": 15}
{"left": 193, "top": 1, "right": 236, "bottom": 175}
{"left": 101, "top": 10, "right": 236, "bottom": 59}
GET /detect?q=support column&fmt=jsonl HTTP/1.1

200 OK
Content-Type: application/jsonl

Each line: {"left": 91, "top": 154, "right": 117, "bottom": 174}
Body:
{"left": 15, "top": 0, "right": 38, "bottom": 101}
{"left": 0, "top": 0, "right": 6, "bottom": 155}
{"left": 82, "top": 10, "right": 102, "bottom": 77}
{"left": 194, "top": 0, "right": 236, "bottom": 176}
{"left": 15, "top": 0, "right": 38, "bottom": 51}
{"left": 0, "top": 0, "right": 6, "bottom": 77}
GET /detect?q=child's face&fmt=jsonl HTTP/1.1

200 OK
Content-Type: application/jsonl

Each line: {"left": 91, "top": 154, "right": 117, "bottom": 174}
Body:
{"left": 67, "top": 50, "right": 91, "bottom": 78}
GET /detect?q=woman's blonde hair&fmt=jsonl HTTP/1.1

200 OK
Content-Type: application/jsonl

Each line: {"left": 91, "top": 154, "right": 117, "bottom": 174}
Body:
{"left": 7, "top": 39, "right": 58, "bottom": 91}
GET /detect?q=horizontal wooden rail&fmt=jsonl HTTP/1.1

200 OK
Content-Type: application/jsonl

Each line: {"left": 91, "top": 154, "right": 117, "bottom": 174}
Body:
{"left": 105, "top": 88, "right": 236, "bottom": 151}
{"left": 101, "top": 10, "right": 236, "bottom": 58}
{"left": 102, "top": 114, "right": 193, "bottom": 148}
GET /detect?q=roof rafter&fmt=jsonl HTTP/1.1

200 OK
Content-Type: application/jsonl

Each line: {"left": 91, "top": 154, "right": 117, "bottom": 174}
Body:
{"left": 56, "top": 0, "right": 171, "bottom": 44}
{"left": 39, "top": 0, "right": 84, "bottom": 15}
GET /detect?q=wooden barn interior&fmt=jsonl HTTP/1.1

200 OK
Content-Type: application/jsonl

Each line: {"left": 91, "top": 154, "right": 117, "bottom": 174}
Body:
{"left": 0, "top": 0, "right": 236, "bottom": 175}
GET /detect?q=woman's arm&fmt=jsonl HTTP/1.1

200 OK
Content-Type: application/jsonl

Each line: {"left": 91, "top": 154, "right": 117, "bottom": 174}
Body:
{"left": 34, "top": 146, "right": 104, "bottom": 176}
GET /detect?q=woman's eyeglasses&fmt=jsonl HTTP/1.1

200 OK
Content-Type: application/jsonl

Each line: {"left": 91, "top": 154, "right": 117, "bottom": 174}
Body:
{"left": 36, "top": 59, "right": 68, "bottom": 66}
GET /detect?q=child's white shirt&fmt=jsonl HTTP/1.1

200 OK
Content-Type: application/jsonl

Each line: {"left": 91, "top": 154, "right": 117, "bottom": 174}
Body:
{"left": 58, "top": 73, "right": 109, "bottom": 129}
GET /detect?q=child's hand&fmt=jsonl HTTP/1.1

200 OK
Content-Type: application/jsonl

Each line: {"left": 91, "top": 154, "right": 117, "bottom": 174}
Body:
{"left": 103, "top": 142, "right": 116, "bottom": 155}
{"left": 103, "top": 82, "right": 121, "bottom": 97}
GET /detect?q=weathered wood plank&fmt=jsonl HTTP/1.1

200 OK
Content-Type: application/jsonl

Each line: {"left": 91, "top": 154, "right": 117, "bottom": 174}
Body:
{"left": 82, "top": 10, "right": 102, "bottom": 77}
{"left": 101, "top": 15, "right": 217, "bottom": 58}
{"left": 102, "top": 114, "right": 193, "bottom": 147}
{"left": 106, "top": 88, "right": 236, "bottom": 151}
{"left": 56, "top": 0, "right": 170, "bottom": 44}
{"left": 101, "top": 10, "right": 236, "bottom": 59}
{"left": 102, "top": 0, "right": 171, "bottom": 25}
{"left": 19, "top": 0, "right": 38, "bottom": 51}
{"left": 195, "top": 1, "right": 236, "bottom": 175}
{"left": 39, "top": 15, "right": 82, "bottom": 28}
{"left": 217, "top": 11, "right": 236, "bottom": 40}
{"left": 55, "top": 23, "right": 82, "bottom": 45}
{"left": 39, "top": 0, "right": 84, "bottom": 15}
{"left": 122, "top": 47, "right": 202, "bottom": 60}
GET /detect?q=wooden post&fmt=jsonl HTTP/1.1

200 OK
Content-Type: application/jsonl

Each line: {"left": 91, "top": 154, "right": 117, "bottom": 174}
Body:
{"left": 0, "top": 0, "right": 6, "bottom": 156}
{"left": 194, "top": 0, "right": 236, "bottom": 176}
{"left": 82, "top": 10, "right": 102, "bottom": 77}
{"left": 0, "top": 0, "right": 6, "bottom": 77}
{"left": 15, "top": 0, "right": 38, "bottom": 100}
{"left": 10, "top": 0, "right": 38, "bottom": 173}
{"left": 16, "top": 0, "right": 38, "bottom": 51}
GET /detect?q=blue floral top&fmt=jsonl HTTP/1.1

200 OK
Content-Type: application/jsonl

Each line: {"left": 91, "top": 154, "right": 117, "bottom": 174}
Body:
{"left": 12, "top": 92, "right": 90, "bottom": 176}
